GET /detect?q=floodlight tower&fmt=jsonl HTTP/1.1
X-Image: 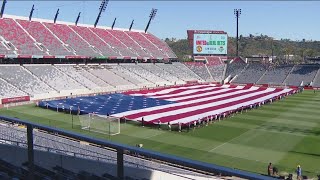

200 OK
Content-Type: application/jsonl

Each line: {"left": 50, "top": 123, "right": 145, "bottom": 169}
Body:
{"left": 54, "top": 9, "right": 59, "bottom": 24}
{"left": 234, "top": 9, "right": 241, "bottom": 57}
{"left": 0, "top": 0, "right": 7, "bottom": 18}
{"left": 94, "top": 0, "right": 109, "bottom": 28}
{"left": 75, "top": 12, "right": 81, "bottom": 26}
{"left": 144, "top": 8, "right": 157, "bottom": 33}
{"left": 111, "top": 17, "right": 117, "bottom": 29}
{"left": 29, "top": 4, "right": 35, "bottom": 21}
{"left": 129, "top": 20, "right": 134, "bottom": 31}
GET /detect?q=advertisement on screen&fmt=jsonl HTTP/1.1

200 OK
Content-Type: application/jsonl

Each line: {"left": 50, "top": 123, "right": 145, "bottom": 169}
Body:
{"left": 193, "top": 34, "right": 228, "bottom": 55}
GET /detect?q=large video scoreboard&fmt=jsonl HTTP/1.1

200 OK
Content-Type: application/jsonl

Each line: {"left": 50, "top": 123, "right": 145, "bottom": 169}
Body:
{"left": 187, "top": 30, "right": 228, "bottom": 55}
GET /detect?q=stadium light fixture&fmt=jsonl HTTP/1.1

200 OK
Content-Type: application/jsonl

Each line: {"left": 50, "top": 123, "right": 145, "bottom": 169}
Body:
{"left": 54, "top": 8, "right": 59, "bottom": 24}
{"left": 129, "top": 19, "right": 134, "bottom": 31}
{"left": 94, "top": 0, "right": 109, "bottom": 28}
{"left": 0, "top": 0, "right": 7, "bottom": 18}
{"left": 234, "top": 9, "right": 241, "bottom": 57}
{"left": 75, "top": 12, "right": 81, "bottom": 26}
{"left": 145, "top": 8, "right": 158, "bottom": 33}
{"left": 29, "top": 4, "right": 35, "bottom": 21}
{"left": 111, "top": 17, "right": 117, "bottom": 29}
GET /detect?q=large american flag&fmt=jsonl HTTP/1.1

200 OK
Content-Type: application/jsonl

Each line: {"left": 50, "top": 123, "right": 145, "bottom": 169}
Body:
{"left": 112, "top": 84, "right": 295, "bottom": 124}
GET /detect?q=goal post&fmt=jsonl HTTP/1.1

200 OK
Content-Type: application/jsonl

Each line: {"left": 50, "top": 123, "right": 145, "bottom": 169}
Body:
{"left": 79, "top": 113, "right": 120, "bottom": 136}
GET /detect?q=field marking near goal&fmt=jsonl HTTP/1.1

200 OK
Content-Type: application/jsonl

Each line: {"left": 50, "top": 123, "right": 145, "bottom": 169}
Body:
{"left": 208, "top": 129, "right": 252, "bottom": 152}
{"left": 144, "top": 131, "right": 166, "bottom": 139}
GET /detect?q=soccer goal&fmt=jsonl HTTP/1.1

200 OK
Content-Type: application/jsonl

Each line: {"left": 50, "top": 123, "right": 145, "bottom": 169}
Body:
{"left": 79, "top": 113, "right": 120, "bottom": 136}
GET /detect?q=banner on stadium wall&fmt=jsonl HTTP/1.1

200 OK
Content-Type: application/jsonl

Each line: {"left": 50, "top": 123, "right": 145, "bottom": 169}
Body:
{"left": 95, "top": 56, "right": 107, "bottom": 59}
{"left": 1, "top": 96, "right": 30, "bottom": 104}
{"left": 65, "top": 55, "right": 89, "bottom": 59}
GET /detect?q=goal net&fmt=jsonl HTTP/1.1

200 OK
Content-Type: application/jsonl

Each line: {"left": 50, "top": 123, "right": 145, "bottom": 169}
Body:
{"left": 79, "top": 113, "right": 120, "bottom": 136}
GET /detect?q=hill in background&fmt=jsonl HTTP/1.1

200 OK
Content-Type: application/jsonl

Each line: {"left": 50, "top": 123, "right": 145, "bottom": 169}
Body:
{"left": 165, "top": 35, "right": 320, "bottom": 62}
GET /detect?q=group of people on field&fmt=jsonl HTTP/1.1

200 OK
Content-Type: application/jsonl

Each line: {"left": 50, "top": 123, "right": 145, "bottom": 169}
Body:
{"left": 268, "top": 163, "right": 302, "bottom": 180}
{"left": 138, "top": 92, "right": 293, "bottom": 132}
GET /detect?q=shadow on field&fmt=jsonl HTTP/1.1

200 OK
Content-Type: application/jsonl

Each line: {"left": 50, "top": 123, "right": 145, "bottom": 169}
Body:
{"left": 289, "top": 150, "right": 320, "bottom": 157}
{"left": 256, "top": 124, "right": 320, "bottom": 136}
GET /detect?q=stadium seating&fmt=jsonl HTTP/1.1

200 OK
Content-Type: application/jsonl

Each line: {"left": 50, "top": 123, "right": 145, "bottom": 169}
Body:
{"left": 90, "top": 28, "right": 136, "bottom": 57}
{"left": 0, "top": 123, "right": 216, "bottom": 179}
{"left": 0, "top": 18, "right": 46, "bottom": 56}
{"left": 311, "top": 69, "right": 320, "bottom": 87}
{"left": 43, "top": 22, "right": 98, "bottom": 57}
{"left": 184, "top": 62, "right": 211, "bottom": 81}
{"left": 107, "top": 30, "right": 150, "bottom": 57}
{"left": 284, "top": 65, "right": 319, "bottom": 86}
{"left": 0, "top": 65, "right": 55, "bottom": 95}
{"left": 156, "top": 63, "right": 199, "bottom": 81}
{"left": 75, "top": 66, "right": 116, "bottom": 91}
{"left": 16, "top": 19, "right": 74, "bottom": 56}
{"left": 138, "top": 63, "right": 181, "bottom": 84}
{"left": 232, "top": 63, "right": 266, "bottom": 84}
{"left": 142, "top": 33, "right": 177, "bottom": 58}
{"left": 206, "top": 56, "right": 225, "bottom": 82}
{"left": 69, "top": 25, "right": 120, "bottom": 57}
{"left": 24, "top": 65, "right": 86, "bottom": 92}
{"left": 0, "top": 78, "right": 26, "bottom": 99}
{"left": 54, "top": 65, "right": 104, "bottom": 90}
{"left": 0, "top": 16, "right": 177, "bottom": 59}
{"left": 87, "top": 66, "right": 137, "bottom": 90}
{"left": 125, "top": 31, "right": 166, "bottom": 58}
{"left": 107, "top": 64, "right": 154, "bottom": 87}
{"left": 121, "top": 64, "right": 170, "bottom": 85}
{"left": 171, "top": 62, "right": 202, "bottom": 80}
{"left": 257, "top": 65, "right": 294, "bottom": 85}
{"left": 225, "top": 61, "right": 247, "bottom": 79}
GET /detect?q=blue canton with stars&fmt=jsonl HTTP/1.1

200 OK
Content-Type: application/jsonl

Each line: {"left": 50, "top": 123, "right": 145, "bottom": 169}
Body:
{"left": 39, "top": 93, "right": 174, "bottom": 115}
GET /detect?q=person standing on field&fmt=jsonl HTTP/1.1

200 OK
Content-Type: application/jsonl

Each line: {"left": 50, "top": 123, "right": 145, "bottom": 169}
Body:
{"left": 267, "top": 163, "right": 273, "bottom": 176}
{"left": 141, "top": 117, "right": 144, "bottom": 127}
{"left": 296, "top": 165, "right": 302, "bottom": 180}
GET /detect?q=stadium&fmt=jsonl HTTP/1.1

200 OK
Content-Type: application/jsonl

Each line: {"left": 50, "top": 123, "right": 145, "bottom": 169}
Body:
{"left": 0, "top": 0, "right": 319, "bottom": 180}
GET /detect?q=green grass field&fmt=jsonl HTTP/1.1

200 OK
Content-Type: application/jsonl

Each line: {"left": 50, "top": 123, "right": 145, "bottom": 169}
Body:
{"left": 1, "top": 90, "right": 320, "bottom": 178}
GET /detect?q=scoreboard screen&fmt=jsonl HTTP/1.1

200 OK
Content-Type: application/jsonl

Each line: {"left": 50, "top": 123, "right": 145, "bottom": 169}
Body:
{"left": 193, "top": 33, "right": 228, "bottom": 55}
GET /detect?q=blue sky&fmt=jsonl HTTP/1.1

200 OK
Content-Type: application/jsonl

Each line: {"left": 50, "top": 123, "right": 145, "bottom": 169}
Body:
{"left": 4, "top": 1, "right": 319, "bottom": 40}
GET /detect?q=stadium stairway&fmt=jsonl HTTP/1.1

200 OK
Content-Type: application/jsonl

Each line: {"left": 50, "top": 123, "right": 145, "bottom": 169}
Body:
{"left": 125, "top": 31, "right": 166, "bottom": 58}
{"left": 0, "top": 18, "right": 47, "bottom": 56}
{"left": 16, "top": 19, "right": 74, "bottom": 57}
{"left": 171, "top": 62, "right": 203, "bottom": 81}
{"left": 91, "top": 28, "right": 137, "bottom": 58}
{"left": 42, "top": 22, "right": 99, "bottom": 57}
{"left": 0, "top": 77, "right": 28, "bottom": 98}
{"left": 108, "top": 30, "right": 150, "bottom": 58}
{"left": 119, "top": 64, "right": 156, "bottom": 86}
{"left": 70, "top": 25, "right": 120, "bottom": 57}
{"left": 282, "top": 65, "right": 295, "bottom": 85}
{"left": 230, "top": 63, "right": 251, "bottom": 83}
{"left": 311, "top": 68, "right": 320, "bottom": 87}
{"left": 137, "top": 64, "right": 173, "bottom": 85}
{"left": 141, "top": 33, "right": 177, "bottom": 58}
{"left": 154, "top": 64, "right": 186, "bottom": 84}
{"left": 21, "top": 65, "right": 59, "bottom": 92}
{"left": 82, "top": 66, "right": 117, "bottom": 88}
{"left": 139, "top": 63, "right": 180, "bottom": 84}
{"left": 52, "top": 65, "right": 92, "bottom": 90}
{"left": 108, "top": 65, "right": 146, "bottom": 87}
{"left": 255, "top": 70, "right": 268, "bottom": 84}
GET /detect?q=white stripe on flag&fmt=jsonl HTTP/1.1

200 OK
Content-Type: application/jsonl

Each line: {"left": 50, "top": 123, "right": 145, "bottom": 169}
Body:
{"left": 169, "top": 89, "right": 292, "bottom": 124}
{"left": 112, "top": 87, "right": 271, "bottom": 119}
{"left": 139, "top": 88, "right": 276, "bottom": 121}
{"left": 129, "top": 84, "right": 216, "bottom": 96}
